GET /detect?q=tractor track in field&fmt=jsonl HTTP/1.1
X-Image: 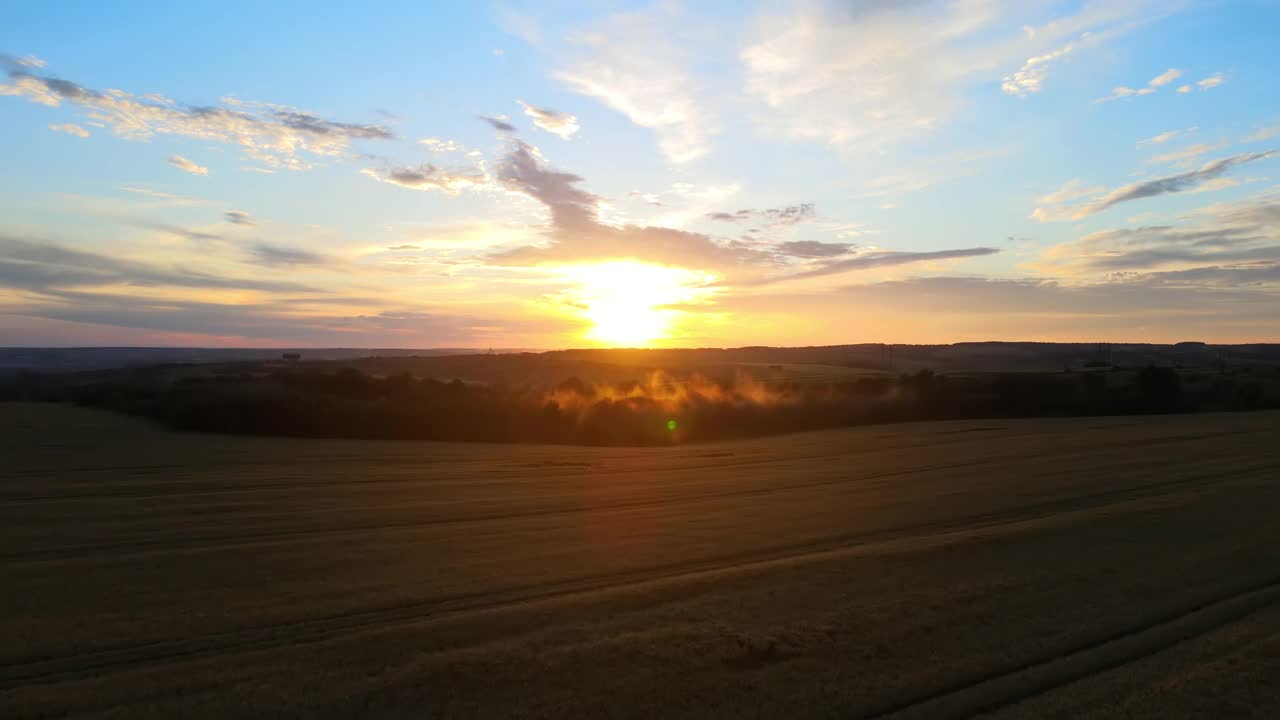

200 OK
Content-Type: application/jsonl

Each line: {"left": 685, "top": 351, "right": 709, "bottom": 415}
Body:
{"left": 2, "top": 427, "right": 1258, "bottom": 505}
{"left": 861, "top": 574, "right": 1280, "bottom": 720}
{"left": 0, "top": 455, "right": 1012, "bottom": 563}
{"left": 0, "top": 436, "right": 1260, "bottom": 565}
{"left": 1, "top": 459, "right": 1273, "bottom": 692}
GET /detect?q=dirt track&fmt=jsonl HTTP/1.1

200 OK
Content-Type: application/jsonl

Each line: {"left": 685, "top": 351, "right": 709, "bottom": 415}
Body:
{"left": 3, "top": 403, "right": 1279, "bottom": 718}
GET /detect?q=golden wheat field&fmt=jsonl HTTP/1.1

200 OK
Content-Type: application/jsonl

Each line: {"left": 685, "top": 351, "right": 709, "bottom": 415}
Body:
{"left": 3, "top": 402, "right": 1280, "bottom": 718}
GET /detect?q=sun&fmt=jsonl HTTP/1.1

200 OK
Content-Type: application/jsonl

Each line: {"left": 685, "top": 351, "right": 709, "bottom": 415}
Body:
{"left": 560, "top": 262, "right": 716, "bottom": 347}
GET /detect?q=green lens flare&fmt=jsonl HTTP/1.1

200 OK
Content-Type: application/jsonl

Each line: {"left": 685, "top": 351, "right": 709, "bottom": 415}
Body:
{"left": 666, "top": 419, "right": 677, "bottom": 431}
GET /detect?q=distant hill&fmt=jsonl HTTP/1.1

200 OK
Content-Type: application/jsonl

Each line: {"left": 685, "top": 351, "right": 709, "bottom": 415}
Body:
{"left": 1, "top": 342, "right": 1277, "bottom": 377}
{"left": 0, "top": 347, "right": 494, "bottom": 373}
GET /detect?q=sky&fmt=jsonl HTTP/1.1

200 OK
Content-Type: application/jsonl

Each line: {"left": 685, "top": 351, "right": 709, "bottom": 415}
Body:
{"left": 1, "top": 0, "right": 1278, "bottom": 348}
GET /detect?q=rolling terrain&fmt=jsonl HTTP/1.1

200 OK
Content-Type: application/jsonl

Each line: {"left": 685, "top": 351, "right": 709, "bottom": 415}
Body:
{"left": 3, "top": 402, "right": 1280, "bottom": 718}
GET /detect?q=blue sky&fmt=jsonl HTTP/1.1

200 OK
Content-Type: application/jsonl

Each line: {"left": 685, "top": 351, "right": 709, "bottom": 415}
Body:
{"left": 1, "top": 0, "right": 1278, "bottom": 347}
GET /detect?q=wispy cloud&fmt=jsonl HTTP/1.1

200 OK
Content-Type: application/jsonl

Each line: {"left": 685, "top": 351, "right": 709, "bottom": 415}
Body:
{"left": 487, "top": 140, "right": 761, "bottom": 269}
{"left": 1037, "top": 179, "right": 1108, "bottom": 205}
{"left": 1148, "top": 67, "right": 1183, "bottom": 87}
{"left": 1177, "top": 72, "right": 1226, "bottom": 94}
{"left": 1, "top": 54, "right": 45, "bottom": 69}
{"left": 133, "top": 221, "right": 221, "bottom": 241}
{"left": 1096, "top": 85, "right": 1155, "bottom": 102}
{"left": 517, "top": 101, "right": 580, "bottom": 139}
{"left": 556, "top": 9, "right": 716, "bottom": 163}
{"left": 1033, "top": 151, "right": 1277, "bottom": 221}
{"left": 1002, "top": 35, "right": 1094, "bottom": 97}
{"left": 773, "top": 240, "right": 857, "bottom": 259}
{"left": 419, "top": 137, "right": 460, "bottom": 153}
{"left": 168, "top": 155, "right": 208, "bottom": 176}
{"left": 117, "top": 186, "right": 208, "bottom": 207}
{"left": 224, "top": 210, "right": 255, "bottom": 226}
{"left": 737, "top": 247, "right": 1000, "bottom": 286}
{"left": 1197, "top": 73, "right": 1225, "bottom": 90}
{"left": 1096, "top": 67, "right": 1184, "bottom": 103}
{"left": 1149, "top": 142, "right": 1228, "bottom": 167}
{"left": 481, "top": 115, "right": 517, "bottom": 133}
{"left": 0, "top": 60, "right": 393, "bottom": 169}
{"left": 1037, "top": 190, "right": 1280, "bottom": 278}
{"left": 1243, "top": 125, "right": 1280, "bottom": 144}
{"left": 0, "top": 234, "right": 312, "bottom": 293}
{"left": 743, "top": 1, "right": 1159, "bottom": 149}
{"left": 47, "top": 122, "right": 88, "bottom": 138}
{"left": 1137, "top": 127, "right": 1196, "bottom": 145}
{"left": 706, "top": 204, "right": 815, "bottom": 227}
{"left": 361, "top": 163, "right": 485, "bottom": 194}
{"left": 249, "top": 243, "right": 330, "bottom": 267}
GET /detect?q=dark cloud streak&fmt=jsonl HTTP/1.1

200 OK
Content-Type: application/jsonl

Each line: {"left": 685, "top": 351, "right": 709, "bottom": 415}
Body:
{"left": 0, "top": 235, "right": 315, "bottom": 293}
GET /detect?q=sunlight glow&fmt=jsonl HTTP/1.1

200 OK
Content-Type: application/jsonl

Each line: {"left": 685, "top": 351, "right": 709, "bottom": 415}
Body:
{"left": 560, "top": 262, "right": 717, "bottom": 347}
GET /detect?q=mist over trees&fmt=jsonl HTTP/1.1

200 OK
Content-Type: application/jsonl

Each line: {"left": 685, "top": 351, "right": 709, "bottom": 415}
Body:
{"left": 3, "top": 361, "right": 1277, "bottom": 446}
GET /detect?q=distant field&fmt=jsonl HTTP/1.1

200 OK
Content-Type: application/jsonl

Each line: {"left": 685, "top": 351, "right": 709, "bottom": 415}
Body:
{"left": 733, "top": 362, "right": 893, "bottom": 382}
{"left": 4, "top": 403, "right": 1280, "bottom": 718}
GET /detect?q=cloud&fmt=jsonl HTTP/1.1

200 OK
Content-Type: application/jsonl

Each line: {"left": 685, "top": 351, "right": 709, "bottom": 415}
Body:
{"left": 487, "top": 140, "right": 760, "bottom": 269}
{"left": 556, "top": 10, "right": 716, "bottom": 163}
{"left": 224, "top": 210, "right": 255, "bottom": 226}
{"left": 1002, "top": 38, "right": 1084, "bottom": 97}
{"left": 387, "top": 244, "right": 421, "bottom": 251}
{"left": 361, "top": 163, "right": 485, "bottom": 194}
{"left": 1197, "top": 73, "right": 1225, "bottom": 90}
{"left": 517, "top": 101, "right": 580, "bottom": 139}
{"left": 1096, "top": 85, "right": 1156, "bottom": 102}
{"left": 130, "top": 221, "right": 221, "bottom": 241}
{"left": 1033, "top": 151, "right": 1278, "bottom": 221}
{"left": 1, "top": 54, "right": 45, "bottom": 70}
{"left": 705, "top": 203, "right": 815, "bottom": 227}
{"left": 0, "top": 235, "right": 313, "bottom": 293}
{"left": 1137, "top": 127, "right": 1195, "bottom": 145}
{"left": 762, "top": 204, "right": 816, "bottom": 226}
{"left": 1149, "top": 142, "right": 1227, "bottom": 166}
{"left": 774, "top": 240, "right": 857, "bottom": 258}
{"left": 0, "top": 288, "right": 500, "bottom": 346}
{"left": 113, "top": 186, "right": 208, "bottom": 209}
{"left": 629, "top": 190, "right": 663, "bottom": 207}
{"left": 1037, "top": 179, "right": 1107, "bottom": 205}
{"left": 48, "top": 122, "right": 88, "bottom": 138}
{"left": 168, "top": 155, "right": 208, "bottom": 176}
{"left": 1096, "top": 67, "right": 1184, "bottom": 103}
{"left": 709, "top": 273, "right": 1280, "bottom": 343}
{"left": 1116, "top": 263, "right": 1280, "bottom": 287}
{"left": 419, "top": 137, "right": 460, "bottom": 153}
{"left": 1148, "top": 67, "right": 1182, "bottom": 87}
{"left": 481, "top": 115, "right": 517, "bottom": 133}
{"left": 1176, "top": 73, "right": 1225, "bottom": 95}
{"left": 1244, "top": 125, "right": 1280, "bottom": 144}
{"left": 0, "top": 62, "right": 393, "bottom": 169}
{"left": 1037, "top": 190, "right": 1280, "bottom": 277}
{"left": 249, "top": 243, "right": 330, "bottom": 267}
{"left": 739, "top": 247, "right": 1000, "bottom": 286}
{"left": 120, "top": 187, "right": 180, "bottom": 199}
{"left": 743, "top": 1, "right": 1158, "bottom": 149}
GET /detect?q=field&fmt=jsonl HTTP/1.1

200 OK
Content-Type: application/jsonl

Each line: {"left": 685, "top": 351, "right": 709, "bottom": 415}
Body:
{"left": 4, "top": 402, "right": 1280, "bottom": 718}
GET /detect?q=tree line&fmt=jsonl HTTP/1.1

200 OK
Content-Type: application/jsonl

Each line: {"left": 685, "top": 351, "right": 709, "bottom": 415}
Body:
{"left": 2, "top": 364, "right": 1277, "bottom": 445}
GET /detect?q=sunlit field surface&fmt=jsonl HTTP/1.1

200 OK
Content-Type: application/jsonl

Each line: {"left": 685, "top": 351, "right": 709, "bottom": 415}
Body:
{"left": 4, "top": 403, "right": 1280, "bottom": 717}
